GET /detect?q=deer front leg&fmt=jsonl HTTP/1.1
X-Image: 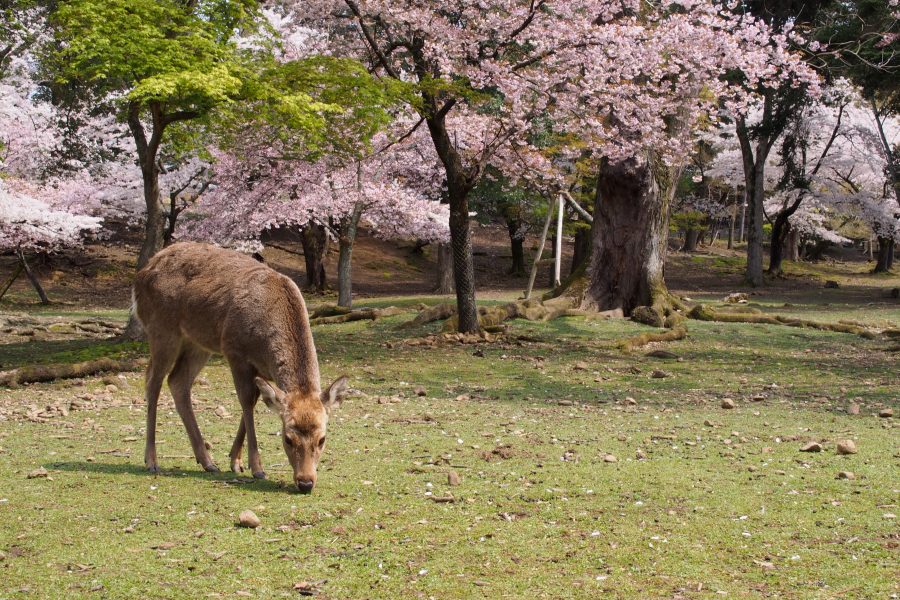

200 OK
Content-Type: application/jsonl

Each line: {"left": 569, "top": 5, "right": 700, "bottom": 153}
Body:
{"left": 143, "top": 341, "right": 180, "bottom": 474}
{"left": 230, "top": 364, "right": 265, "bottom": 479}
{"left": 229, "top": 419, "right": 245, "bottom": 474}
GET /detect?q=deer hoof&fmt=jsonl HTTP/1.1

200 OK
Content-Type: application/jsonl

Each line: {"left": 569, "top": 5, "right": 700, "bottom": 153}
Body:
{"left": 231, "top": 459, "right": 244, "bottom": 474}
{"left": 203, "top": 463, "right": 220, "bottom": 473}
{"left": 146, "top": 464, "right": 160, "bottom": 474}
{"left": 252, "top": 470, "right": 267, "bottom": 480}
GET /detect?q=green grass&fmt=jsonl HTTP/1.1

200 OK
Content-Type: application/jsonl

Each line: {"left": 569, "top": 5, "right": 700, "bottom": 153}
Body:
{"left": 1, "top": 301, "right": 898, "bottom": 599}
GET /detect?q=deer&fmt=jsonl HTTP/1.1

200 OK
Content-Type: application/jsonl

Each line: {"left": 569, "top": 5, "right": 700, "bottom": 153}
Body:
{"left": 132, "top": 242, "right": 348, "bottom": 494}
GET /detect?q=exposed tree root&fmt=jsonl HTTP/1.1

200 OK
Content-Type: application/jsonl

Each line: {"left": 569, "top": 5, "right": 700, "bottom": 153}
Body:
{"left": 309, "top": 306, "right": 405, "bottom": 326}
{"left": 0, "top": 357, "right": 147, "bottom": 387}
{"left": 688, "top": 304, "right": 880, "bottom": 339}
{"left": 396, "top": 303, "right": 457, "bottom": 329}
{"left": 616, "top": 324, "right": 688, "bottom": 353}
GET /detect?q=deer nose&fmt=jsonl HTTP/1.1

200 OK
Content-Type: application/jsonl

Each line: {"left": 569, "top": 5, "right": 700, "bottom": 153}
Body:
{"left": 295, "top": 478, "right": 314, "bottom": 494}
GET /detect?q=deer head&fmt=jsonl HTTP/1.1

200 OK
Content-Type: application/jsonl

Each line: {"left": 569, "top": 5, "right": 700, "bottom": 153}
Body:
{"left": 255, "top": 376, "right": 349, "bottom": 494}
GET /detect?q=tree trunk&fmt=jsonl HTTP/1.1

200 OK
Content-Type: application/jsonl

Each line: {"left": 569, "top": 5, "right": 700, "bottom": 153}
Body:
{"left": 434, "top": 243, "right": 454, "bottom": 293}
{"left": 874, "top": 237, "right": 895, "bottom": 273}
{"left": 0, "top": 260, "right": 24, "bottom": 301}
{"left": 744, "top": 176, "right": 765, "bottom": 286}
{"left": 447, "top": 187, "right": 479, "bottom": 333}
{"left": 787, "top": 227, "right": 800, "bottom": 261}
{"left": 17, "top": 249, "right": 49, "bottom": 304}
{"left": 582, "top": 154, "right": 678, "bottom": 322}
{"left": 571, "top": 227, "right": 591, "bottom": 275}
{"left": 681, "top": 229, "right": 701, "bottom": 252}
{"left": 506, "top": 217, "right": 527, "bottom": 277}
{"left": 337, "top": 202, "right": 364, "bottom": 308}
{"left": 301, "top": 222, "right": 329, "bottom": 292}
{"left": 727, "top": 201, "right": 737, "bottom": 250}
{"left": 736, "top": 110, "right": 773, "bottom": 288}
{"left": 767, "top": 213, "right": 791, "bottom": 276}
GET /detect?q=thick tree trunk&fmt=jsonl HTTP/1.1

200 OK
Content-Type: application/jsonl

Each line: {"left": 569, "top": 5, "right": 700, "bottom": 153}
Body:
{"left": 728, "top": 201, "right": 737, "bottom": 250}
{"left": 337, "top": 203, "right": 364, "bottom": 308}
{"left": 874, "top": 237, "right": 895, "bottom": 273}
{"left": 506, "top": 217, "right": 527, "bottom": 277}
{"left": 682, "top": 229, "right": 701, "bottom": 252}
{"left": 736, "top": 110, "right": 773, "bottom": 288}
{"left": 447, "top": 188, "right": 479, "bottom": 332}
{"left": 582, "top": 154, "right": 678, "bottom": 322}
{"left": 745, "top": 177, "right": 765, "bottom": 286}
{"left": 434, "top": 243, "right": 454, "bottom": 293}
{"left": 301, "top": 222, "right": 329, "bottom": 292}
{"left": 571, "top": 227, "right": 591, "bottom": 275}
{"left": 767, "top": 213, "right": 791, "bottom": 276}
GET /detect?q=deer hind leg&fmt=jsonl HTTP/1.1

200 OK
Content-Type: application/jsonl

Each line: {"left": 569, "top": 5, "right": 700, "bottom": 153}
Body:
{"left": 229, "top": 363, "right": 265, "bottom": 479}
{"left": 144, "top": 336, "right": 181, "bottom": 473}
{"left": 229, "top": 418, "right": 246, "bottom": 474}
{"left": 168, "top": 343, "right": 217, "bottom": 472}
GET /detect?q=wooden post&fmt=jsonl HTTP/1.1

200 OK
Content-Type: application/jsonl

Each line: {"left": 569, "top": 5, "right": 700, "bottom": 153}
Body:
{"left": 525, "top": 196, "right": 556, "bottom": 300}
{"left": 0, "top": 261, "right": 25, "bottom": 301}
{"left": 17, "top": 248, "right": 50, "bottom": 304}
{"left": 554, "top": 194, "right": 563, "bottom": 288}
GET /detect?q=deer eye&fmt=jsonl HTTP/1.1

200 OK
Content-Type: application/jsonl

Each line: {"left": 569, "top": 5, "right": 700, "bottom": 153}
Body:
{"left": 284, "top": 435, "right": 294, "bottom": 447}
{"left": 318, "top": 437, "right": 326, "bottom": 448}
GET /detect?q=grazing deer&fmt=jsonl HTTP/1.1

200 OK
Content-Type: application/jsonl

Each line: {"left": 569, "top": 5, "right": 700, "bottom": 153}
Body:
{"left": 133, "top": 242, "right": 348, "bottom": 493}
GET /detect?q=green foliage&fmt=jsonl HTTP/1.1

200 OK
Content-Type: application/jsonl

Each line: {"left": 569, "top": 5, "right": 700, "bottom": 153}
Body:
{"left": 670, "top": 210, "right": 708, "bottom": 233}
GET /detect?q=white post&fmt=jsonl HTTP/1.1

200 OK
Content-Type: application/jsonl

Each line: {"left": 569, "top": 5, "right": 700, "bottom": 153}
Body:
{"left": 554, "top": 193, "right": 563, "bottom": 288}
{"left": 525, "top": 196, "right": 556, "bottom": 300}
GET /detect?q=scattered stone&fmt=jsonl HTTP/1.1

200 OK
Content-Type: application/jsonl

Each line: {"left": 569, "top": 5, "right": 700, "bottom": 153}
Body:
{"left": 721, "top": 399, "right": 736, "bottom": 410}
{"left": 836, "top": 440, "right": 858, "bottom": 455}
{"left": 624, "top": 397, "right": 638, "bottom": 406}
{"left": 836, "top": 471, "right": 856, "bottom": 480}
{"left": 557, "top": 400, "right": 574, "bottom": 406}
{"left": 27, "top": 467, "right": 48, "bottom": 479}
{"left": 123, "top": 525, "right": 135, "bottom": 533}
{"left": 645, "top": 350, "right": 677, "bottom": 359}
{"left": 413, "top": 385, "right": 427, "bottom": 397}
{"left": 472, "top": 349, "right": 485, "bottom": 358}
{"left": 105, "top": 384, "right": 118, "bottom": 393}
{"left": 293, "top": 581, "right": 318, "bottom": 596}
{"left": 447, "top": 471, "right": 461, "bottom": 486}
{"left": 603, "top": 454, "right": 618, "bottom": 463}
{"left": 651, "top": 369, "right": 670, "bottom": 379}
{"left": 635, "top": 449, "right": 647, "bottom": 460}
{"left": 747, "top": 465, "right": 758, "bottom": 472}
{"left": 429, "top": 494, "right": 455, "bottom": 503}
{"left": 847, "top": 403, "right": 860, "bottom": 415}
{"left": 214, "top": 406, "right": 231, "bottom": 419}
{"left": 573, "top": 361, "right": 590, "bottom": 371}
{"left": 704, "top": 419, "right": 715, "bottom": 427}
{"left": 878, "top": 408, "right": 893, "bottom": 418}
{"left": 824, "top": 280, "right": 840, "bottom": 289}
{"left": 800, "top": 442, "right": 822, "bottom": 453}
{"left": 237, "top": 510, "right": 261, "bottom": 529}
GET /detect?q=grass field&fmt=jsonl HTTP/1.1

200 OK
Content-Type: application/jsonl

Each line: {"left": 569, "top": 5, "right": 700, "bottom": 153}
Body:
{"left": 2, "top": 287, "right": 898, "bottom": 599}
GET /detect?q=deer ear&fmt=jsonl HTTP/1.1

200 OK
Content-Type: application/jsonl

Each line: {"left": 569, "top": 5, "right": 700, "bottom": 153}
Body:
{"left": 321, "top": 376, "right": 349, "bottom": 414}
{"left": 255, "top": 377, "right": 284, "bottom": 414}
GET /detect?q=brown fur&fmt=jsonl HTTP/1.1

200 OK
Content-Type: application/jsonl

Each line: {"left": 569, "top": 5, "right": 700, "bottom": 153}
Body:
{"left": 133, "top": 242, "right": 348, "bottom": 493}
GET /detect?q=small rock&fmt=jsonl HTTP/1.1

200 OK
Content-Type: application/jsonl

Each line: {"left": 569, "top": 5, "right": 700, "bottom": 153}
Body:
{"left": 800, "top": 442, "right": 822, "bottom": 453}
{"left": 721, "top": 399, "right": 736, "bottom": 409}
{"left": 413, "top": 385, "right": 427, "bottom": 397}
{"left": 725, "top": 292, "right": 748, "bottom": 304}
{"left": 847, "top": 403, "right": 860, "bottom": 415}
{"left": 27, "top": 467, "right": 48, "bottom": 479}
{"left": 123, "top": 526, "right": 135, "bottom": 533}
{"left": 747, "top": 465, "right": 758, "bottom": 472}
{"left": 214, "top": 406, "right": 231, "bottom": 419}
{"left": 878, "top": 408, "right": 893, "bottom": 418}
{"left": 447, "top": 471, "right": 461, "bottom": 486}
{"left": 557, "top": 399, "right": 574, "bottom": 406}
{"left": 824, "top": 280, "right": 840, "bottom": 289}
{"left": 105, "top": 384, "right": 118, "bottom": 393}
{"left": 836, "top": 471, "right": 856, "bottom": 480}
{"left": 646, "top": 350, "right": 677, "bottom": 359}
{"left": 293, "top": 581, "right": 317, "bottom": 596}
{"left": 0, "top": 550, "right": 5, "bottom": 561}
{"left": 704, "top": 419, "right": 715, "bottom": 427}
{"left": 836, "top": 440, "right": 857, "bottom": 455}
{"left": 635, "top": 449, "right": 647, "bottom": 460}
{"left": 573, "top": 361, "right": 590, "bottom": 371}
{"left": 624, "top": 397, "right": 637, "bottom": 406}
{"left": 472, "top": 349, "right": 485, "bottom": 358}
{"left": 237, "top": 510, "right": 261, "bottom": 529}
{"left": 651, "top": 369, "right": 669, "bottom": 379}
{"left": 603, "top": 454, "right": 617, "bottom": 463}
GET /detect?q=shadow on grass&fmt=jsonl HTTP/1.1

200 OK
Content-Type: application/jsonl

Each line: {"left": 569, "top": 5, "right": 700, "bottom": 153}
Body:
{"left": 49, "top": 461, "right": 301, "bottom": 495}
{"left": 0, "top": 337, "right": 147, "bottom": 370}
